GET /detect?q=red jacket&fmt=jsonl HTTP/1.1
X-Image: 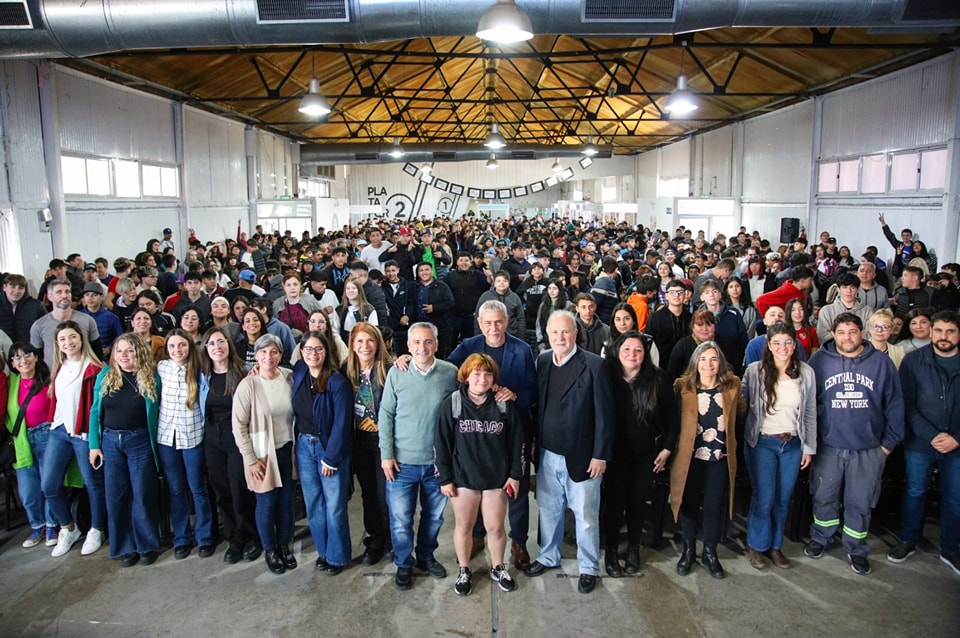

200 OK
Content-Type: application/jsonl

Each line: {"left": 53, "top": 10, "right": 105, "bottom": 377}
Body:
{"left": 756, "top": 280, "right": 805, "bottom": 317}
{"left": 47, "top": 362, "right": 103, "bottom": 437}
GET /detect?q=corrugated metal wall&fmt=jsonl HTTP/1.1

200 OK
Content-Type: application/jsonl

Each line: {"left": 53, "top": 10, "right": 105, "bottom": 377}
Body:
{"left": 820, "top": 55, "right": 959, "bottom": 159}
{"left": 660, "top": 138, "right": 690, "bottom": 181}
{"left": 183, "top": 107, "right": 247, "bottom": 206}
{"left": 56, "top": 68, "right": 176, "bottom": 163}
{"left": 699, "top": 127, "right": 734, "bottom": 198}
{"left": 635, "top": 151, "right": 658, "bottom": 199}
{"left": 742, "top": 101, "right": 814, "bottom": 204}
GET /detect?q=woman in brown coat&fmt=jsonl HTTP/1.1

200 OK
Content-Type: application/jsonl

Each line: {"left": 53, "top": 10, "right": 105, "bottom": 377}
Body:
{"left": 671, "top": 340, "right": 745, "bottom": 579}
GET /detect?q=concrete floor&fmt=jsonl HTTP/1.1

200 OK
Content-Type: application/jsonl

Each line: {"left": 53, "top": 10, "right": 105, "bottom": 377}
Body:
{"left": 0, "top": 483, "right": 958, "bottom": 638}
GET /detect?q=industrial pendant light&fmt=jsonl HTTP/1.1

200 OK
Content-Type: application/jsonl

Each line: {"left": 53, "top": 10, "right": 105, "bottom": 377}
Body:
{"left": 419, "top": 163, "right": 433, "bottom": 174}
{"left": 664, "top": 48, "right": 698, "bottom": 116}
{"left": 388, "top": 138, "right": 405, "bottom": 158}
{"left": 484, "top": 122, "right": 506, "bottom": 149}
{"left": 582, "top": 135, "right": 598, "bottom": 157}
{"left": 486, "top": 153, "right": 499, "bottom": 169}
{"left": 551, "top": 158, "right": 562, "bottom": 172}
{"left": 476, "top": 0, "right": 533, "bottom": 44}
{"left": 299, "top": 52, "right": 331, "bottom": 117}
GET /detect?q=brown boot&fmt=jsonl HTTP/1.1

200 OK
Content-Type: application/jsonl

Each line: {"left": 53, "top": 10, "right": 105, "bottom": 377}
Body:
{"left": 470, "top": 536, "right": 485, "bottom": 560}
{"left": 511, "top": 540, "right": 531, "bottom": 571}
{"left": 747, "top": 547, "right": 768, "bottom": 570}
{"left": 768, "top": 549, "right": 792, "bottom": 569}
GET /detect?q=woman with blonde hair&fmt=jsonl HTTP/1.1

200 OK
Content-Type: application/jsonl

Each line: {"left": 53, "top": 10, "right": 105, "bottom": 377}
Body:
{"left": 157, "top": 328, "right": 215, "bottom": 559}
{"left": 671, "top": 340, "right": 745, "bottom": 579}
{"left": 866, "top": 309, "right": 905, "bottom": 369}
{"left": 343, "top": 322, "right": 394, "bottom": 565}
{"left": 40, "top": 321, "right": 106, "bottom": 557}
{"left": 88, "top": 333, "right": 162, "bottom": 567}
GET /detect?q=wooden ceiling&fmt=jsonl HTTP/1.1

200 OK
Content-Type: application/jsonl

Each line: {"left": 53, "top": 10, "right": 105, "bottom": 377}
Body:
{"left": 72, "top": 26, "right": 960, "bottom": 154}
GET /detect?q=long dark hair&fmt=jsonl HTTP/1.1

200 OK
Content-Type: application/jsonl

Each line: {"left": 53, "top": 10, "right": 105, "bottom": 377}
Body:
{"left": 199, "top": 327, "right": 247, "bottom": 395}
{"left": 604, "top": 330, "right": 664, "bottom": 425}
{"left": 608, "top": 302, "right": 638, "bottom": 341}
{"left": 759, "top": 322, "right": 801, "bottom": 415}
{"left": 299, "top": 331, "right": 336, "bottom": 393}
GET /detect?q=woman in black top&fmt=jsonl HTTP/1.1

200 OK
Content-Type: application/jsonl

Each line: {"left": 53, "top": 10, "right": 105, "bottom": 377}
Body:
{"left": 87, "top": 333, "right": 161, "bottom": 567}
{"left": 435, "top": 353, "right": 524, "bottom": 597}
{"left": 602, "top": 331, "right": 678, "bottom": 577}
{"left": 200, "top": 327, "right": 260, "bottom": 564}
{"left": 236, "top": 308, "right": 267, "bottom": 370}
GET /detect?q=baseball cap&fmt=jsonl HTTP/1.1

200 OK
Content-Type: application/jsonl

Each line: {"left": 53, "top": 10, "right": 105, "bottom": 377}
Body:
{"left": 163, "top": 227, "right": 173, "bottom": 234}
{"left": 495, "top": 239, "right": 509, "bottom": 247}
{"left": 238, "top": 269, "right": 256, "bottom": 283}
{"left": 399, "top": 226, "right": 413, "bottom": 236}
{"left": 84, "top": 263, "right": 97, "bottom": 271}
{"left": 82, "top": 282, "right": 103, "bottom": 295}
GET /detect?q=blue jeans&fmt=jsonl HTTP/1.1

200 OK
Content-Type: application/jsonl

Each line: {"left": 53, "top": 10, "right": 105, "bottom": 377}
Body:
{"left": 745, "top": 435, "right": 802, "bottom": 552}
{"left": 157, "top": 442, "right": 214, "bottom": 547}
{"left": 41, "top": 425, "right": 106, "bottom": 530}
{"left": 102, "top": 428, "right": 161, "bottom": 557}
{"left": 535, "top": 449, "right": 602, "bottom": 576}
{"left": 900, "top": 448, "right": 960, "bottom": 555}
{"left": 385, "top": 462, "right": 446, "bottom": 568}
{"left": 254, "top": 443, "right": 295, "bottom": 552}
{"left": 297, "top": 434, "right": 352, "bottom": 567}
{"left": 16, "top": 423, "right": 55, "bottom": 530}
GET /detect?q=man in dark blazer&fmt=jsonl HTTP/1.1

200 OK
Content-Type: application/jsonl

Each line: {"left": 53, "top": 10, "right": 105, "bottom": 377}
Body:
{"left": 447, "top": 299, "right": 537, "bottom": 570}
{"left": 525, "top": 309, "right": 614, "bottom": 594}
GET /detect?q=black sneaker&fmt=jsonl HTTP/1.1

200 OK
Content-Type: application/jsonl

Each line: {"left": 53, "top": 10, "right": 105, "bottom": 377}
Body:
{"left": 395, "top": 567, "right": 413, "bottom": 591}
{"left": 454, "top": 567, "right": 472, "bottom": 596}
{"left": 940, "top": 552, "right": 960, "bottom": 577}
{"left": 490, "top": 564, "right": 517, "bottom": 592}
{"left": 886, "top": 543, "right": 916, "bottom": 564}
{"left": 416, "top": 557, "right": 447, "bottom": 579}
{"left": 803, "top": 540, "right": 825, "bottom": 559}
{"left": 849, "top": 554, "right": 871, "bottom": 575}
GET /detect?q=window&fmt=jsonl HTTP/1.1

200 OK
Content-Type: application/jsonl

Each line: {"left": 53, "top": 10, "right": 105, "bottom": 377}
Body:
{"left": 838, "top": 160, "right": 859, "bottom": 192}
{"left": 114, "top": 159, "right": 141, "bottom": 198}
{"left": 817, "top": 161, "right": 838, "bottom": 193}
{"left": 890, "top": 152, "right": 919, "bottom": 191}
{"left": 61, "top": 156, "right": 111, "bottom": 195}
{"left": 861, "top": 154, "right": 886, "bottom": 193}
{"left": 919, "top": 148, "right": 948, "bottom": 190}
{"left": 142, "top": 164, "right": 179, "bottom": 197}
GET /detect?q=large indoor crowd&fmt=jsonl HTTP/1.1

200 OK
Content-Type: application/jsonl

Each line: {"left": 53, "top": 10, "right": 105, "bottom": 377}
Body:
{"left": 1, "top": 211, "right": 957, "bottom": 596}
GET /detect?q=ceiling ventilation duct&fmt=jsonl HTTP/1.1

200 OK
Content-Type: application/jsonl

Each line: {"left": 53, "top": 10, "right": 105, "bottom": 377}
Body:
{"left": 1, "top": 0, "right": 958, "bottom": 59}
{"left": 298, "top": 143, "right": 610, "bottom": 166}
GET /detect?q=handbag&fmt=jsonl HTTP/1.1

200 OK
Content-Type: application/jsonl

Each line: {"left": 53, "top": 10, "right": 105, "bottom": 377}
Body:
{"left": 0, "top": 381, "right": 43, "bottom": 469}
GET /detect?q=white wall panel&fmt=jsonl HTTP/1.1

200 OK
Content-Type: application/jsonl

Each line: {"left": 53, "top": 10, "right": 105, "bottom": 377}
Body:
{"left": 256, "top": 130, "right": 295, "bottom": 199}
{"left": 816, "top": 204, "right": 943, "bottom": 266}
{"left": 700, "top": 127, "right": 734, "bottom": 197}
{"left": 189, "top": 206, "right": 249, "bottom": 247}
{"left": 741, "top": 204, "right": 809, "bottom": 246}
{"left": 660, "top": 138, "right": 690, "bottom": 180}
{"left": 742, "top": 101, "right": 813, "bottom": 203}
{"left": 346, "top": 156, "right": 635, "bottom": 219}
{"left": 183, "top": 107, "right": 247, "bottom": 206}
{"left": 56, "top": 67, "right": 176, "bottom": 162}
{"left": 63, "top": 201, "right": 181, "bottom": 263}
{"left": 636, "top": 151, "right": 658, "bottom": 198}
{"left": 820, "top": 53, "right": 959, "bottom": 158}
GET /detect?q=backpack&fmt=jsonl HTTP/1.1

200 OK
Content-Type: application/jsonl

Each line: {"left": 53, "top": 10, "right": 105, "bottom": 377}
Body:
{"left": 279, "top": 300, "right": 310, "bottom": 334}
{"left": 451, "top": 391, "right": 508, "bottom": 419}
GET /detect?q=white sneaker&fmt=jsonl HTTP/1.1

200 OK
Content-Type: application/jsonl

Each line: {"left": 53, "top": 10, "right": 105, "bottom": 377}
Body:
{"left": 81, "top": 528, "right": 105, "bottom": 555}
{"left": 51, "top": 527, "right": 82, "bottom": 557}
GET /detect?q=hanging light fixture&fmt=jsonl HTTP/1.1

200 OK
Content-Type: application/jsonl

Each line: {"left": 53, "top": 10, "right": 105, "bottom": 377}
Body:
{"left": 388, "top": 138, "right": 405, "bottom": 158}
{"left": 299, "top": 52, "right": 331, "bottom": 117}
{"left": 484, "top": 122, "right": 506, "bottom": 149}
{"left": 664, "top": 47, "right": 698, "bottom": 116}
{"left": 551, "top": 158, "right": 562, "bottom": 172}
{"left": 419, "top": 163, "right": 433, "bottom": 174}
{"left": 486, "top": 153, "right": 499, "bottom": 169}
{"left": 582, "top": 135, "right": 598, "bottom": 157}
{"left": 476, "top": 0, "right": 533, "bottom": 44}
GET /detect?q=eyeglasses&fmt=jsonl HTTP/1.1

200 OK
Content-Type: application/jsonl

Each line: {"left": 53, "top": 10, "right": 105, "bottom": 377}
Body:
{"left": 666, "top": 290, "right": 684, "bottom": 296}
{"left": 11, "top": 353, "right": 34, "bottom": 360}
{"left": 301, "top": 345, "right": 325, "bottom": 354}
{"left": 872, "top": 325, "right": 892, "bottom": 332}
{"left": 205, "top": 339, "right": 229, "bottom": 348}
{"left": 769, "top": 340, "right": 795, "bottom": 348}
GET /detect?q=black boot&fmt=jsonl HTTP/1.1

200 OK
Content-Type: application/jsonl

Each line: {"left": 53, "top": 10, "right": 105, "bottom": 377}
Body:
{"left": 605, "top": 547, "right": 623, "bottom": 578}
{"left": 677, "top": 540, "right": 696, "bottom": 576}
{"left": 280, "top": 544, "right": 297, "bottom": 570}
{"left": 702, "top": 544, "right": 725, "bottom": 579}
{"left": 265, "top": 549, "right": 286, "bottom": 575}
{"left": 624, "top": 544, "right": 641, "bottom": 575}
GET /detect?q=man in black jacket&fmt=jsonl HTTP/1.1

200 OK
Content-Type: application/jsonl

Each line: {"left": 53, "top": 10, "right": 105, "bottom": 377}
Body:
{"left": 526, "top": 310, "right": 613, "bottom": 594}
{"left": 0, "top": 274, "right": 48, "bottom": 343}
{"left": 382, "top": 260, "right": 414, "bottom": 355}
{"left": 646, "top": 279, "right": 692, "bottom": 365}
{"left": 349, "top": 261, "right": 389, "bottom": 322}
{"left": 443, "top": 252, "right": 490, "bottom": 346}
